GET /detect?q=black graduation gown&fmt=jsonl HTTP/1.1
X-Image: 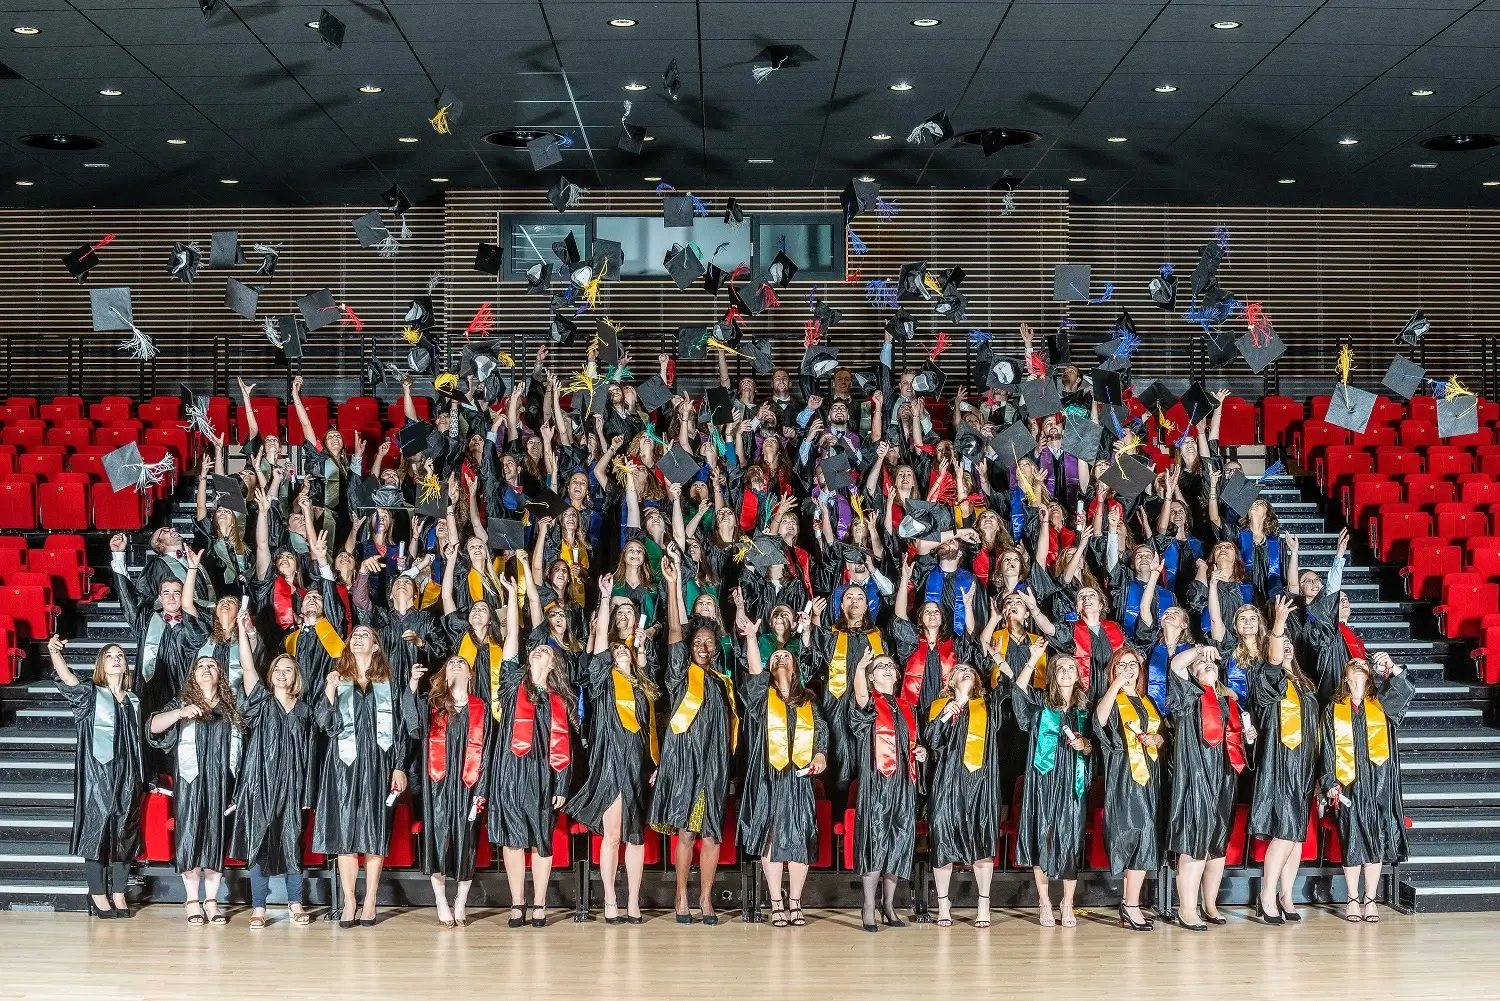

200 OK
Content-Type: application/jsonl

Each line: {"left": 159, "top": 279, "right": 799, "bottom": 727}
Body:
{"left": 1185, "top": 578, "right": 1246, "bottom": 646}
{"left": 443, "top": 612, "right": 503, "bottom": 705}
{"left": 737, "top": 672, "right": 828, "bottom": 864}
{"left": 1047, "top": 619, "right": 1121, "bottom": 704}
{"left": 486, "top": 658, "right": 572, "bottom": 854}
{"left": 924, "top": 679, "right": 1007, "bottom": 868}
{"left": 312, "top": 680, "right": 411, "bottom": 856}
{"left": 1320, "top": 671, "right": 1415, "bottom": 865}
{"left": 285, "top": 574, "right": 348, "bottom": 703}
{"left": 848, "top": 691, "right": 918, "bottom": 878}
{"left": 231, "top": 685, "right": 313, "bottom": 875}
{"left": 1166, "top": 673, "right": 1241, "bottom": 860}
{"left": 147, "top": 699, "right": 238, "bottom": 872}
{"left": 1096, "top": 692, "right": 1165, "bottom": 874}
{"left": 648, "top": 644, "right": 736, "bottom": 840}
{"left": 114, "top": 567, "right": 209, "bottom": 720}
{"left": 365, "top": 605, "right": 446, "bottom": 694}
{"left": 408, "top": 689, "right": 492, "bottom": 879}
{"left": 1011, "top": 685, "right": 1091, "bottom": 880}
{"left": 889, "top": 618, "right": 981, "bottom": 723}
{"left": 56, "top": 678, "right": 145, "bottom": 861}
{"left": 567, "top": 652, "right": 657, "bottom": 846}
{"left": 804, "top": 623, "right": 886, "bottom": 792}
{"left": 193, "top": 516, "right": 250, "bottom": 599}
{"left": 1248, "top": 664, "right": 1319, "bottom": 842}
{"left": 1299, "top": 589, "right": 1353, "bottom": 710}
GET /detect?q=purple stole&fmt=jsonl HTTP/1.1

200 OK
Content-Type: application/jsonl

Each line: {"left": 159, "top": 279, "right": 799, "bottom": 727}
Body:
{"left": 1040, "top": 448, "right": 1081, "bottom": 509}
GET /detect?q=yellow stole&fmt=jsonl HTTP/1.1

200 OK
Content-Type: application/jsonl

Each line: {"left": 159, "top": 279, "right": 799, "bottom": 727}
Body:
{"left": 560, "top": 540, "right": 589, "bottom": 606}
{"left": 928, "top": 696, "right": 987, "bottom": 772}
{"left": 613, "top": 669, "right": 659, "bottom": 764}
{"left": 767, "top": 687, "right": 815, "bottom": 770}
{"left": 668, "top": 662, "right": 739, "bottom": 753}
{"left": 1114, "top": 693, "right": 1161, "bottom": 786}
{"left": 992, "top": 629, "right": 1043, "bottom": 688}
{"left": 467, "top": 568, "right": 487, "bottom": 603}
{"left": 829, "top": 629, "right": 883, "bottom": 699}
{"left": 419, "top": 579, "right": 442, "bottom": 610}
{"left": 1279, "top": 677, "right": 1304, "bottom": 749}
{"left": 285, "top": 617, "right": 345, "bottom": 660}
{"left": 458, "top": 633, "right": 504, "bottom": 719}
{"left": 1332, "top": 695, "right": 1391, "bottom": 785}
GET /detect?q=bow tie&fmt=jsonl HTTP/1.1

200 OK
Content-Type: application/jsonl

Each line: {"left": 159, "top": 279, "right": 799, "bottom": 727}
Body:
{"left": 162, "top": 613, "right": 183, "bottom": 625}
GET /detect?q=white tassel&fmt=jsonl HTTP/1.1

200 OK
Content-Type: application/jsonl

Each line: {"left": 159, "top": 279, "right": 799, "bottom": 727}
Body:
{"left": 621, "top": 100, "right": 633, "bottom": 123}
{"left": 563, "top": 184, "right": 585, "bottom": 209}
{"left": 377, "top": 235, "right": 400, "bottom": 258}
{"left": 132, "top": 454, "right": 175, "bottom": 489}
{"left": 185, "top": 401, "right": 215, "bottom": 438}
{"left": 262, "top": 317, "right": 283, "bottom": 348}
{"left": 1002, "top": 191, "right": 1015, "bottom": 215}
{"left": 752, "top": 64, "right": 778, "bottom": 83}
{"left": 906, "top": 121, "right": 943, "bottom": 144}
{"left": 400, "top": 217, "right": 412, "bottom": 240}
{"left": 426, "top": 271, "right": 443, "bottom": 294}
{"left": 113, "top": 309, "right": 157, "bottom": 360}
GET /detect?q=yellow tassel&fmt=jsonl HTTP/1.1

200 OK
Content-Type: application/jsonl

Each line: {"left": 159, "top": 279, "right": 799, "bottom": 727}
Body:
{"left": 851, "top": 494, "right": 866, "bottom": 522}
{"left": 1157, "top": 407, "right": 1175, "bottom": 434}
{"left": 1337, "top": 345, "right": 1353, "bottom": 385}
{"left": 922, "top": 272, "right": 944, "bottom": 296}
{"left": 733, "top": 540, "right": 752, "bottom": 563}
{"left": 581, "top": 259, "right": 608, "bottom": 309}
{"left": 1446, "top": 376, "right": 1474, "bottom": 400}
{"left": 563, "top": 369, "right": 597, "bottom": 396}
{"left": 612, "top": 457, "right": 634, "bottom": 481}
{"left": 418, "top": 473, "right": 441, "bottom": 503}
{"left": 706, "top": 337, "right": 750, "bottom": 359}
{"left": 434, "top": 372, "right": 458, "bottom": 393}
{"left": 429, "top": 105, "right": 451, "bottom": 135}
{"left": 1116, "top": 431, "right": 1141, "bottom": 457}
{"left": 1019, "top": 473, "right": 1038, "bottom": 506}
{"left": 401, "top": 326, "right": 423, "bottom": 344}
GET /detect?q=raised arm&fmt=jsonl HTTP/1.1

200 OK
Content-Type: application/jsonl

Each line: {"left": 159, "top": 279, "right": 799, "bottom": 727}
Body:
{"left": 662, "top": 549, "right": 683, "bottom": 645}
{"left": 669, "top": 482, "right": 688, "bottom": 550}
{"left": 253, "top": 487, "right": 273, "bottom": 580}
{"left": 500, "top": 575, "right": 520, "bottom": 661}
{"left": 440, "top": 540, "right": 459, "bottom": 616}
{"left": 589, "top": 573, "right": 615, "bottom": 655}
{"left": 529, "top": 516, "right": 552, "bottom": 593}
{"left": 402, "top": 374, "right": 419, "bottom": 424}
{"left": 742, "top": 618, "right": 765, "bottom": 676}
{"left": 1207, "top": 572, "right": 1227, "bottom": 642}
{"left": 47, "top": 634, "right": 79, "bottom": 688}
{"left": 290, "top": 375, "right": 317, "bottom": 451}
{"left": 236, "top": 376, "right": 260, "bottom": 442}
{"left": 181, "top": 550, "right": 203, "bottom": 619}
{"left": 237, "top": 610, "right": 262, "bottom": 696}
{"left": 1266, "top": 594, "right": 1292, "bottom": 666}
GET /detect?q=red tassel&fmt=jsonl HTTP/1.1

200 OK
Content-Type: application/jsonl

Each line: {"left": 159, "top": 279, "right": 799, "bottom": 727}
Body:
{"left": 467, "top": 302, "right": 494, "bottom": 336}
{"left": 723, "top": 306, "right": 743, "bottom": 328}
{"left": 91, "top": 233, "right": 117, "bottom": 252}
{"left": 804, "top": 319, "right": 821, "bottom": 346}
{"left": 1245, "top": 302, "right": 1263, "bottom": 329}
{"left": 729, "top": 264, "right": 750, "bottom": 283}
{"left": 665, "top": 358, "right": 677, "bottom": 386}
{"left": 761, "top": 284, "right": 780, "bottom": 308}
{"left": 1027, "top": 350, "right": 1047, "bottom": 378}
{"left": 928, "top": 331, "right": 950, "bottom": 360}
{"left": 844, "top": 270, "right": 863, "bottom": 283}
{"left": 339, "top": 304, "right": 363, "bottom": 331}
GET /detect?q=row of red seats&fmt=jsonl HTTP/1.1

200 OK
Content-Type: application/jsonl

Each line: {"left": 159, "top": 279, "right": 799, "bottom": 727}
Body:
{"left": 1347, "top": 477, "right": 1500, "bottom": 534}
{"left": 0, "top": 472, "right": 154, "bottom": 532}
{"left": 1371, "top": 502, "right": 1500, "bottom": 563}
{"left": 1322, "top": 444, "right": 1500, "bottom": 494}
{"left": 1298, "top": 419, "right": 1498, "bottom": 471}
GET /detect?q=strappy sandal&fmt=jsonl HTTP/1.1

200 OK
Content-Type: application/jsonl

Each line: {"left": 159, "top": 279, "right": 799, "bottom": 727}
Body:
{"left": 204, "top": 902, "right": 228, "bottom": 926}
{"left": 788, "top": 898, "right": 806, "bottom": 927}
{"left": 769, "top": 899, "right": 788, "bottom": 927}
{"left": 248, "top": 913, "right": 267, "bottom": 930}
{"left": 290, "top": 908, "right": 313, "bottom": 926}
{"left": 1343, "top": 898, "right": 1363, "bottom": 923}
{"left": 1361, "top": 895, "right": 1381, "bottom": 923}
{"left": 973, "top": 894, "right": 992, "bottom": 929}
{"left": 185, "top": 902, "right": 206, "bottom": 926}
{"left": 934, "top": 894, "right": 952, "bottom": 928}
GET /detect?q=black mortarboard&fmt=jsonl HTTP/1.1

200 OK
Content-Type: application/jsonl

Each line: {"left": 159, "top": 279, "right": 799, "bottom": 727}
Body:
{"left": 912, "top": 360, "right": 946, "bottom": 397}
{"left": 527, "top": 133, "right": 563, "bottom": 171}
{"left": 1053, "top": 265, "right": 1091, "bottom": 302}
{"left": 352, "top": 210, "right": 391, "bottom": 250}
{"left": 897, "top": 499, "right": 949, "bottom": 542}
{"left": 1092, "top": 367, "right": 1127, "bottom": 408}
{"left": 914, "top": 109, "right": 954, "bottom": 144}
{"left": 1178, "top": 383, "right": 1218, "bottom": 427}
{"left": 1148, "top": 266, "right": 1177, "bottom": 309}
{"left": 1192, "top": 241, "right": 1226, "bottom": 297}
{"left": 62, "top": 243, "right": 105, "bottom": 282}
{"left": 252, "top": 243, "right": 280, "bottom": 277}
{"left": 803, "top": 344, "right": 839, "bottom": 380}
{"left": 473, "top": 242, "right": 502, "bottom": 275}
{"left": 210, "top": 231, "right": 243, "bottom": 269}
{"left": 1136, "top": 382, "right": 1178, "bottom": 415}
{"left": 934, "top": 292, "right": 966, "bottom": 319}
{"left": 1236, "top": 329, "right": 1286, "bottom": 374}
{"left": 985, "top": 355, "right": 1025, "bottom": 392}
{"left": 278, "top": 316, "right": 307, "bottom": 360}
{"left": 415, "top": 481, "right": 450, "bottom": 519}
{"left": 991, "top": 420, "right": 1037, "bottom": 466}
{"left": 744, "top": 338, "right": 775, "bottom": 375}
{"left": 841, "top": 178, "right": 880, "bottom": 222}
{"left": 597, "top": 318, "right": 622, "bottom": 367}
{"left": 1396, "top": 310, "right": 1429, "bottom": 347}
{"left": 1206, "top": 326, "right": 1239, "bottom": 369}
{"left": 396, "top": 421, "right": 442, "bottom": 458}
{"left": 886, "top": 310, "right": 917, "bottom": 343}
{"left": 1219, "top": 472, "right": 1261, "bottom": 519}
{"left": 897, "top": 261, "right": 932, "bottom": 301}
{"left": 526, "top": 490, "right": 569, "bottom": 522}
{"left": 383, "top": 185, "right": 411, "bottom": 217}
{"left": 1383, "top": 356, "right": 1425, "bottom": 401}
{"left": 1324, "top": 384, "right": 1377, "bottom": 435}
{"left": 724, "top": 197, "right": 745, "bottom": 225}
{"left": 662, "top": 193, "right": 694, "bottom": 228}
{"left": 730, "top": 279, "right": 772, "bottom": 317}
{"left": 704, "top": 387, "right": 734, "bottom": 426}
{"left": 590, "top": 239, "right": 624, "bottom": 282}
{"left": 208, "top": 474, "right": 247, "bottom": 516}
{"left": 1062, "top": 413, "right": 1107, "bottom": 463}
{"left": 316, "top": 8, "right": 345, "bottom": 48}
{"left": 811, "top": 299, "right": 842, "bottom": 329}
{"left": 955, "top": 423, "right": 984, "bottom": 463}
{"left": 618, "top": 122, "right": 646, "bottom": 155}
{"left": 819, "top": 451, "right": 855, "bottom": 493}
{"left": 101, "top": 442, "right": 150, "bottom": 493}
{"left": 434, "top": 86, "right": 463, "bottom": 126}
{"left": 89, "top": 287, "right": 133, "bottom": 332}
{"left": 547, "top": 176, "right": 582, "bottom": 213}
{"left": 1101, "top": 455, "right": 1155, "bottom": 499}
{"left": 487, "top": 518, "right": 527, "bottom": 554}
{"left": 658, "top": 445, "right": 702, "bottom": 486}
{"left": 1438, "top": 394, "right": 1480, "bottom": 439}
{"left": 365, "top": 357, "right": 386, "bottom": 392}
{"left": 1047, "top": 330, "right": 1071, "bottom": 366}
{"left": 551, "top": 231, "right": 581, "bottom": 269}
{"left": 225, "top": 278, "right": 260, "bottom": 320}
{"left": 549, "top": 312, "right": 578, "bottom": 345}
{"left": 407, "top": 335, "right": 437, "bottom": 375}
{"left": 524, "top": 262, "right": 553, "bottom": 295}
{"left": 635, "top": 376, "right": 673, "bottom": 413}
{"left": 1019, "top": 378, "right": 1061, "bottom": 421}
{"left": 702, "top": 262, "right": 728, "bottom": 296}
{"left": 766, "top": 251, "right": 798, "bottom": 288}
{"left": 405, "top": 295, "right": 435, "bottom": 330}
{"left": 297, "top": 288, "right": 339, "bottom": 331}
{"left": 852, "top": 366, "right": 879, "bottom": 394}
{"left": 664, "top": 244, "right": 704, "bottom": 290}
{"left": 166, "top": 242, "right": 202, "bottom": 284}
{"left": 744, "top": 535, "right": 787, "bottom": 569}
{"left": 677, "top": 326, "right": 710, "bottom": 361}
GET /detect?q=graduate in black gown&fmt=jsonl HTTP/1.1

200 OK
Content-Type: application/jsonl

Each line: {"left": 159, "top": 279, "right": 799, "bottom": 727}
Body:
{"left": 803, "top": 584, "right": 887, "bottom": 794}
{"left": 231, "top": 612, "right": 314, "bottom": 928}
{"left": 406, "top": 653, "right": 491, "bottom": 928}
{"left": 486, "top": 575, "right": 576, "bottom": 928}
{"left": 148, "top": 654, "right": 244, "bottom": 926}
{"left": 312, "top": 624, "right": 411, "bottom": 929}
{"left": 1166, "top": 644, "right": 1258, "bottom": 931}
{"left": 441, "top": 549, "right": 505, "bottom": 704}
{"left": 738, "top": 624, "right": 828, "bottom": 929}
{"left": 353, "top": 562, "right": 446, "bottom": 694}
{"left": 1253, "top": 596, "right": 1322, "bottom": 924}
{"left": 110, "top": 533, "right": 209, "bottom": 726}
{"left": 925, "top": 659, "right": 1008, "bottom": 929}
{"left": 1011, "top": 650, "right": 1093, "bottom": 928}
{"left": 1320, "top": 651, "right": 1415, "bottom": 924}
{"left": 1094, "top": 646, "right": 1165, "bottom": 932}
{"left": 849, "top": 649, "right": 924, "bottom": 932}
{"left": 568, "top": 573, "right": 658, "bottom": 924}
{"left": 891, "top": 562, "right": 981, "bottom": 721}
{"left": 48, "top": 636, "right": 143, "bottom": 919}
{"left": 649, "top": 547, "right": 737, "bottom": 925}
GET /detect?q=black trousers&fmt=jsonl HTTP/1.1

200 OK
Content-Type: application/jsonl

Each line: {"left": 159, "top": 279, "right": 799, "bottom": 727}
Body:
{"left": 84, "top": 848, "right": 128, "bottom": 896}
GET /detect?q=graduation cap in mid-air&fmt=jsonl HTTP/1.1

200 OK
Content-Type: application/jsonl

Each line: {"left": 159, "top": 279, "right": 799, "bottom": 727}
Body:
{"left": 803, "top": 344, "right": 840, "bottom": 380}
{"left": 210, "top": 231, "right": 244, "bottom": 269}
{"left": 742, "top": 534, "right": 787, "bottom": 570}
{"left": 990, "top": 420, "right": 1038, "bottom": 466}
{"left": 634, "top": 376, "right": 674, "bottom": 413}
{"left": 841, "top": 177, "right": 880, "bottom": 222}
{"left": 61, "top": 234, "right": 115, "bottom": 281}
{"left": 897, "top": 499, "right": 952, "bottom": 542}
{"left": 487, "top": 518, "right": 527, "bottom": 554}
{"left": 1382, "top": 356, "right": 1425, "bottom": 401}
{"left": 547, "top": 176, "right": 583, "bottom": 212}
{"left": 225, "top": 278, "right": 260, "bottom": 320}
{"left": 89, "top": 287, "right": 134, "bottom": 332}
{"left": 473, "top": 242, "right": 502, "bottom": 275}
{"left": 664, "top": 244, "right": 705, "bottom": 290}
{"left": 1236, "top": 327, "right": 1286, "bottom": 374}
{"left": 296, "top": 288, "right": 340, "bottom": 331}
{"left": 352, "top": 211, "right": 393, "bottom": 251}
{"left": 101, "top": 441, "right": 173, "bottom": 494}
{"left": 316, "top": 8, "right": 345, "bottom": 48}
{"left": 1062, "top": 413, "right": 1107, "bottom": 463}
{"left": 1019, "top": 378, "right": 1062, "bottom": 421}
{"left": 658, "top": 445, "right": 702, "bottom": 487}
{"left": 526, "top": 133, "right": 563, "bottom": 171}
{"left": 1396, "top": 309, "right": 1429, "bottom": 347}
{"left": 1324, "top": 383, "right": 1378, "bottom": 435}
{"left": 1147, "top": 265, "right": 1177, "bottom": 309}
{"left": 1219, "top": 472, "right": 1263, "bottom": 520}
{"left": 166, "top": 242, "right": 202, "bottom": 284}
{"left": 819, "top": 451, "right": 855, "bottom": 493}
{"left": 1101, "top": 454, "right": 1155, "bottom": 499}
{"left": 1052, "top": 264, "right": 1091, "bottom": 302}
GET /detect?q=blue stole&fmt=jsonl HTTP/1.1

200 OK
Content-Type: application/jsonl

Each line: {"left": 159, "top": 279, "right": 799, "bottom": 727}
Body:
{"left": 1009, "top": 486, "right": 1026, "bottom": 542}
{"left": 1124, "top": 580, "right": 1174, "bottom": 638}
{"left": 1239, "top": 530, "right": 1282, "bottom": 596}
{"left": 1200, "top": 581, "right": 1256, "bottom": 634}
{"left": 1147, "top": 642, "right": 1191, "bottom": 713}
{"left": 1162, "top": 537, "right": 1203, "bottom": 590}
{"left": 924, "top": 569, "right": 975, "bottom": 635}
{"left": 1224, "top": 655, "right": 1248, "bottom": 701}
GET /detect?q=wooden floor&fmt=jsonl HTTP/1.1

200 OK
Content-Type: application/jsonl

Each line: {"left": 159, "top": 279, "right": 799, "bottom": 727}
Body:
{"left": 1, "top": 905, "right": 1495, "bottom": 1000}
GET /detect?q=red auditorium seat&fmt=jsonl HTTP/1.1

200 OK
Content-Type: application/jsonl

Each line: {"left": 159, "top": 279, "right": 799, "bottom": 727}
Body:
{"left": 589, "top": 829, "right": 663, "bottom": 866}
{"left": 139, "top": 787, "right": 174, "bottom": 862}
{"left": 1451, "top": 428, "right": 1497, "bottom": 449}
{"left": 1469, "top": 547, "right": 1500, "bottom": 586}
{"left": 18, "top": 452, "right": 63, "bottom": 479}
{"left": 1436, "top": 506, "right": 1489, "bottom": 546}
{"left": 288, "top": 396, "right": 330, "bottom": 447}
{"left": 1, "top": 423, "right": 44, "bottom": 448}
{"left": 1427, "top": 446, "right": 1475, "bottom": 476}
{"left": 38, "top": 479, "right": 89, "bottom": 531}
{"left": 0, "top": 480, "right": 36, "bottom": 529}
{"left": 0, "top": 584, "right": 59, "bottom": 641}
{"left": 1371, "top": 397, "right": 1407, "bottom": 426}
{"left": 67, "top": 447, "right": 107, "bottom": 478}
{"left": 1402, "top": 540, "right": 1462, "bottom": 601}
{"left": 136, "top": 401, "right": 177, "bottom": 426}
{"left": 668, "top": 798, "right": 737, "bottom": 866}
{"left": 91, "top": 481, "right": 147, "bottom": 531}
{"left": 1474, "top": 614, "right": 1500, "bottom": 684}
{"left": 1345, "top": 476, "right": 1401, "bottom": 534}
{"left": 206, "top": 396, "right": 232, "bottom": 441}
{"left": 337, "top": 397, "right": 383, "bottom": 440}
{"left": 93, "top": 425, "right": 139, "bottom": 448}
{"left": 1410, "top": 397, "right": 1437, "bottom": 423}
{"left": 40, "top": 400, "right": 82, "bottom": 424}
{"left": 88, "top": 400, "right": 132, "bottom": 423}
{"left": 526, "top": 815, "right": 574, "bottom": 870}
{"left": 1319, "top": 447, "right": 1372, "bottom": 498}
{"left": 1351, "top": 426, "right": 1397, "bottom": 448}
{"left": 1374, "top": 508, "right": 1432, "bottom": 563}
{"left": 1310, "top": 395, "right": 1332, "bottom": 421}
{"left": 0, "top": 548, "right": 24, "bottom": 576}
{"left": 1251, "top": 808, "right": 1320, "bottom": 864}
{"left": 236, "top": 397, "right": 282, "bottom": 445}
{"left": 1216, "top": 399, "right": 1258, "bottom": 447}
{"left": 0, "top": 614, "right": 21, "bottom": 685}
{"left": 1462, "top": 480, "right": 1500, "bottom": 508}
{"left": 44, "top": 425, "right": 91, "bottom": 449}
{"left": 27, "top": 546, "right": 91, "bottom": 601}
{"left": 1400, "top": 420, "right": 1439, "bottom": 447}
{"left": 144, "top": 426, "right": 191, "bottom": 468}
{"left": 1294, "top": 420, "right": 1349, "bottom": 471}
{"left": 5, "top": 397, "right": 37, "bottom": 417}
{"left": 387, "top": 398, "right": 431, "bottom": 427}
{"left": 1436, "top": 579, "right": 1499, "bottom": 640}
{"left": 1405, "top": 474, "right": 1456, "bottom": 508}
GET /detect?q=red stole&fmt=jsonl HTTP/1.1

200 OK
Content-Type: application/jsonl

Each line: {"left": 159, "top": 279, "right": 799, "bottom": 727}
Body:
{"left": 788, "top": 545, "right": 812, "bottom": 592}
{"left": 873, "top": 693, "right": 918, "bottom": 784}
{"left": 1199, "top": 688, "right": 1247, "bottom": 774}
{"left": 512, "top": 689, "right": 571, "bottom": 772}
{"left": 972, "top": 549, "right": 993, "bottom": 589}
{"left": 272, "top": 577, "right": 305, "bottom": 631}
{"left": 1072, "top": 619, "right": 1124, "bottom": 691}
{"left": 902, "top": 636, "right": 956, "bottom": 706}
{"left": 428, "top": 695, "right": 485, "bottom": 787}
{"left": 1339, "top": 622, "right": 1367, "bottom": 660}
{"left": 738, "top": 487, "right": 762, "bottom": 534}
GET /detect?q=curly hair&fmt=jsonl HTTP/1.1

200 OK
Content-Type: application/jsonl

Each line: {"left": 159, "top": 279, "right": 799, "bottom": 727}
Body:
{"left": 179, "top": 656, "right": 245, "bottom": 732}
{"left": 1238, "top": 497, "right": 1281, "bottom": 537}
{"left": 428, "top": 656, "right": 473, "bottom": 719}
{"left": 936, "top": 661, "right": 987, "bottom": 706}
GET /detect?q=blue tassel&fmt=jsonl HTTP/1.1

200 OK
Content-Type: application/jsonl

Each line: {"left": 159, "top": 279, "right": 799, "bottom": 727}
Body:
{"left": 1112, "top": 329, "right": 1141, "bottom": 359}
{"left": 562, "top": 285, "right": 576, "bottom": 303}
{"left": 1215, "top": 225, "right": 1230, "bottom": 251}
{"left": 849, "top": 229, "right": 868, "bottom": 255}
{"left": 1431, "top": 379, "right": 1447, "bottom": 398}
{"left": 690, "top": 194, "right": 709, "bottom": 216}
{"left": 1089, "top": 281, "right": 1116, "bottom": 305}
{"left": 558, "top": 133, "right": 574, "bottom": 148}
{"left": 1160, "top": 263, "right": 1173, "bottom": 277}
{"left": 778, "top": 235, "right": 788, "bottom": 254}
{"left": 875, "top": 197, "right": 898, "bottom": 218}
{"left": 1058, "top": 318, "right": 1076, "bottom": 333}
{"left": 654, "top": 182, "right": 675, "bottom": 195}
{"left": 1259, "top": 460, "right": 1285, "bottom": 482}
{"left": 969, "top": 329, "right": 992, "bottom": 345}
{"left": 1105, "top": 405, "right": 1124, "bottom": 438}
{"left": 865, "top": 279, "right": 897, "bottom": 309}
{"left": 711, "top": 241, "right": 730, "bottom": 259}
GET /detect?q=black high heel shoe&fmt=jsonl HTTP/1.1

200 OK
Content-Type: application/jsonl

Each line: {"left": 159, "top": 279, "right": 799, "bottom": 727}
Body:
{"left": 531, "top": 907, "right": 547, "bottom": 928}
{"left": 1176, "top": 912, "right": 1208, "bottom": 932}
{"left": 508, "top": 905, "right": 529, "bottom": 929}
{"left": 1256, "top": 899, "right": 1285, "bottom": 926}
{"left": 1118, "top": 903, "right": 1153, "bottom": 932}
{"left": 1204, "top": 913, "right": 1228, "bottom": 926}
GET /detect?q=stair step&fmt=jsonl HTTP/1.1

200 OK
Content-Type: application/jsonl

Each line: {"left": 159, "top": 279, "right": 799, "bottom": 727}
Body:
{"left": 0, "top": 734, "right": 75, "bottom": 747}
{"left": 0, "top": 784, "right": 73, "bottom": 802}
{"left": 1399, "top": 729, "right": 1500, "bottom": 745}
{"left": 1401, "top": 782, "right": 1500, "bottom": 805}
{"left": 1400, "top": 874, "right": 1500, "bottom": 912}
{"left": 0, "top": 877, "right": 89, "bottom": 912}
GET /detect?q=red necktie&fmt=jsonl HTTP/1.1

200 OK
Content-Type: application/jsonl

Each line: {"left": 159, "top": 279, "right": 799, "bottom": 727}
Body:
{"left": 1339, "top": 622, "right": 1367, "bottom": 660}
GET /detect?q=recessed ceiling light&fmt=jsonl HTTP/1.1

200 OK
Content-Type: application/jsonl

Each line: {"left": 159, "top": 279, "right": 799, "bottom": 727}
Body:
{"left": 359, "top": 85, "right": 383, "bottom": 94}
{"left": 1067, "top": 176, "right": 1087, "bottom": 182}
{"left": 431, "top": 177, "right": 449, "bottom": 183}
{"left": 643, "top": 135, "right": 655, "bottom": 142}
{"left": 623, "top": 82, "right": 648, "bottom": 92}
{"left": 1410, "top": 89, "right": 1435, "bottom": 98}
{"left": 11, "top": 27, "right": 40, "bottom": 36}
{"left": 872, "top": 133, "right": 893, "bottom": 141}
{"left": 1337, "top": 137, "right": 1360, "bottom": 146}
{"left": 889, "top": 82, "right": 914, "bottom": 92}
{"left": 1278, "top": 178, "right": 1296, "bottom": 184}
{"left": 911, "top": 18, "right": 941, "bottom": 28}
{"left": 398, "top": 136, "right": 419, "bottom": 143}
{"left": 644, "top": 176, "right": 662, "bottom": 182}
{"left": 1106, "top": 136, "right": 1128, "bottom": 143}
{"left": 98, "top": 89, "right": 122, "bottom": 97}
{"left": 747, "top": 158, "right": 774, "bottom": 164}
{"left": 1484, "top": 180, "right": 1500, "bottom": 187}
{"left": 608, "top": 18, "right": 638, "bottom": 27}
{"left": 1411, "top": 162, "right": 1438, "bottom": 169}
{"left": 856, "top": 175, "right": 876, "bottom": 183}
{"left": 1212, "top": 21, "right": 1241, "bottom": 30}
{"left": 306, "top": 21, "right": 320, "bottom": 29}
{"left": 15, "top": 180, "right": 33, "bottom": 186}
{"left": 165, "top": 138, "right": 188, "bottom": 145}
{"left": 220, "top": 178, "right": 238, "bottom": 184}
{"left": 1153, "top": 84, "right": 1178, "bottom": 94}
{"left": 83, "top": 163, "right": 109, "bottom": 168}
